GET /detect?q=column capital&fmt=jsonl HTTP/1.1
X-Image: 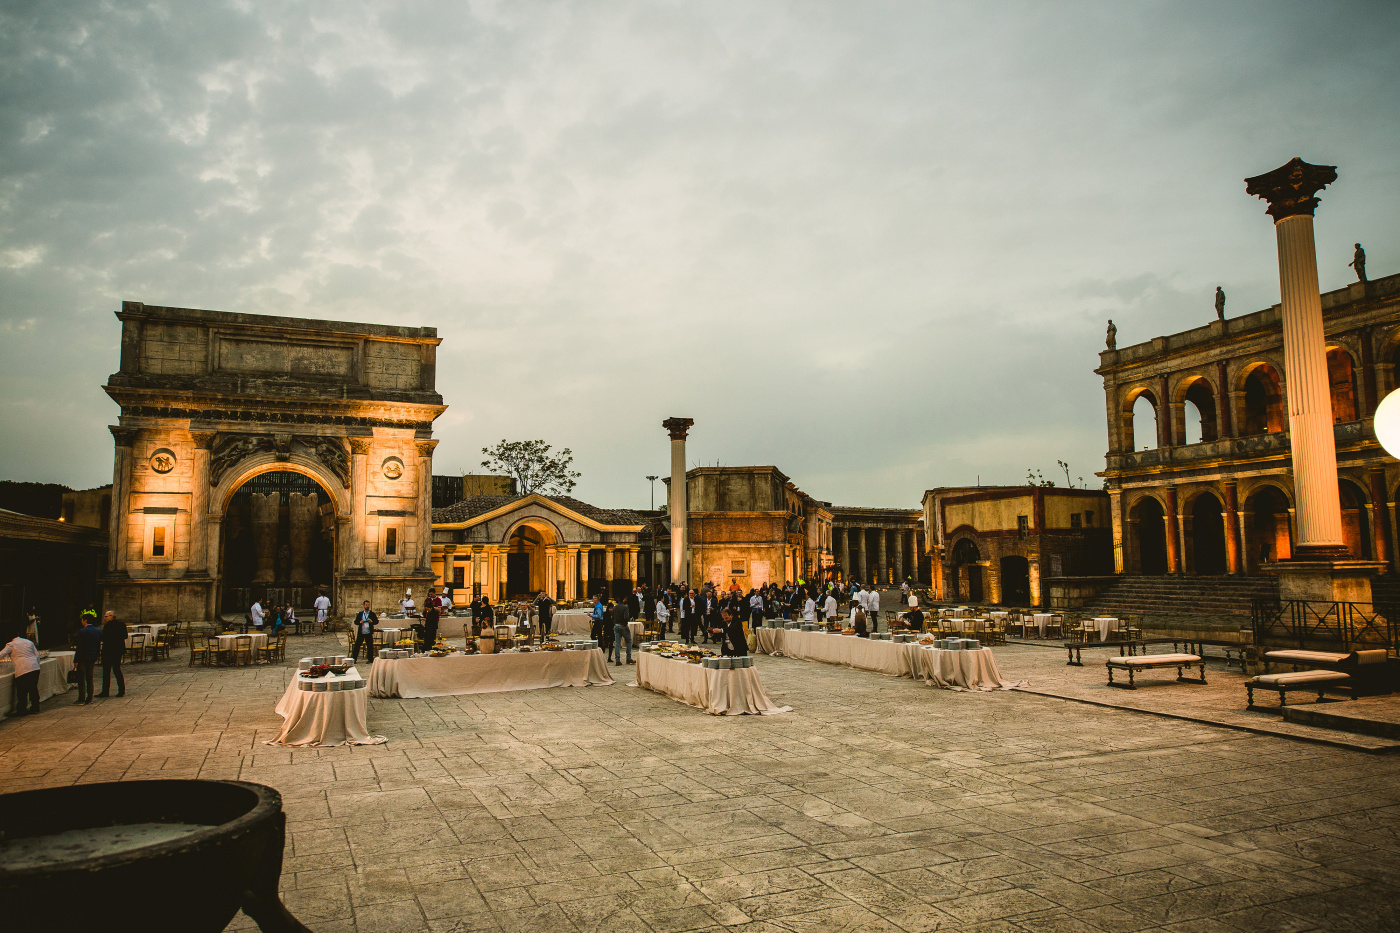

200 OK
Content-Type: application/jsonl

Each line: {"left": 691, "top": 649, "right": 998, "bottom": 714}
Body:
{"left": 110, "top": 425, "right": 138, "bottom": 447}
{"left": 1245, "top": 157, "right": 1337, "bottom": 221}
{"left": 662, "top": 417, "right": 695, "bottom": 440}
{"left": 189, "top": 430, "right": 217, "bottom": 450}
{"left": 348, "top": 436, "right": 374, "bottom": 455}
{"left": 414, "top": 439, "right": 439, "bottom": 458}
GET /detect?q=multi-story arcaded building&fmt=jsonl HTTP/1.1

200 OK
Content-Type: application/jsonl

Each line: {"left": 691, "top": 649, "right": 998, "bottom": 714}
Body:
{"left": 1098, "top": 271, "right": 1400, "bottom": 579}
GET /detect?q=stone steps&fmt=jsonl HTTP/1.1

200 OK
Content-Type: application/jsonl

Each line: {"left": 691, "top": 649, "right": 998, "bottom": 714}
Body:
{"left": 1083, "top": 575, "right": 1279, "bottom": 619}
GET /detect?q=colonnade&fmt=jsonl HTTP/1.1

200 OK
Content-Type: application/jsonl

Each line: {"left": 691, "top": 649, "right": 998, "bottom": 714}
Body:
{"left": 435, "top": 544, "right": 642, "bottom": 600}
{"left": 834, "top": 526, "right": 923, "bottom": 585}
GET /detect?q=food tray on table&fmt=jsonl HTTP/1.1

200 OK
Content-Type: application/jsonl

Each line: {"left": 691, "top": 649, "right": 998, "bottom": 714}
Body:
{"left": 378, "top": 648, "right": 414, "bottom": 659}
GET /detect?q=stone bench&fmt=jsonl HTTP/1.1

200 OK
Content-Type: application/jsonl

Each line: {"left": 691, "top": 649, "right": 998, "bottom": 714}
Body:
{"left": 1247, "top": 670, "right": 1353, "bottom": 708}
{"left": 1106, "top": 653, "right": 1205, "bottom": 689}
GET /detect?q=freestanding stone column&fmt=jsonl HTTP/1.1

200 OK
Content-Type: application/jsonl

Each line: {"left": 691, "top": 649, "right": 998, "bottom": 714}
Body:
{"left": 662, "top": 418, "right": 694, "bottom": 587}
{"left": 250, "top": 492, "right": 280, "bottom": 583}
{"left": 288, "top": 492, "right": 318, "bottom": 584}
{"left": 1245, "top": 158, "right": 1347, "bottom": 557}
{"left": 877, "top": 530, "right": 888, "bottom": 585}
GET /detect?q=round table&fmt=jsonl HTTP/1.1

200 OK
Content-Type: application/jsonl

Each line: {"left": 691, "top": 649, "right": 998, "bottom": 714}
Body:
{"left": 215, "top": 633, "right": 269, "bottom": 661}
{"left": 1031, "top": 613, "right": 1054, "bottom": 637}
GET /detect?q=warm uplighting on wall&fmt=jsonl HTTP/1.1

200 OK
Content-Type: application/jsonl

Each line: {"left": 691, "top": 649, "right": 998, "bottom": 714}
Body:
{"left": 1376, "top": 390, "right": 1400, "bottom": 460}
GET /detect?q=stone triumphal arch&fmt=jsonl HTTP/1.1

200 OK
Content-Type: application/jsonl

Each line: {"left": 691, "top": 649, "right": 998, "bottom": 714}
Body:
{"left": 101, "top": 302, "right": 446, "bottom": 624}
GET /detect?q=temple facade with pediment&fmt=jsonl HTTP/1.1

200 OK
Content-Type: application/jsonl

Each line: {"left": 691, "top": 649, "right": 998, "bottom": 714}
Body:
{"left": 101, "top": 301, "right": 445, "bottom": 623}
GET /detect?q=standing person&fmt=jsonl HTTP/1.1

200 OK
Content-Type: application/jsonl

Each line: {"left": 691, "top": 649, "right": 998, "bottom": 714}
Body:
{"left": 701, "top": 590, "right": 722, "bottom": 644}
{"left": 655, "top": 594, "right": 670, "bottom": 635}
{"left": 247, "top": 598, "right": 265, "bottom": 634}
{"left": 74, "top": 613, "right": 102, "bottom": 705}
{"left": 867, "top": 585, "right": 881, "bottom": 632}
{"left": 679, "top": 589, "right": 698, "bottom": 643}
{"left": 626, "top": 587, "right": 641, "bottom": 623}
{"left": 24, "top": 606, "right": 40, "bottom": 646}
{"left": 823, "top": 589, "right": 839, "bottom": 625}
{"left": 98, "top": 610, "right": 127, "bottom": 698}
{"left": 421, "top": 588, "right": 443, "bottom": 647}
{"left": 535, "top": 590, "right": 556, "bottom": 639}
{"left": 589, "top": 596, "right": 608, "bottom": 643}
{"left": 399, "top": 590, "right": 416, "bottom": 617}
{"left": 803, "top": 592, "right": 817, "bottom": 622}
{"left": 611, "top": 598, "right": 633, "bottom": 666}
{"left": 314, "top": 590, "right": 332, "bottom": 633}
{"left": 901, "top": 579, "right": 911, "bottom": 607}
{"left": 718, "top": 609, "right": 748, "bottom": 658}
{"left": 749, "top": 589, "right": 765, "bottom": 632}
{"left": 351, "top": 601, "right": 377, "bottom": 663}
{"left": 0, "top": 628, "right": 42, "bottom": 714}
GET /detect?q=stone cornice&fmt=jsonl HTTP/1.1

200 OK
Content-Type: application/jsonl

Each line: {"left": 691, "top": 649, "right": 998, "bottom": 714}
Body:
{"left": 104, "top": 387, "right": 446, "bottom": 430}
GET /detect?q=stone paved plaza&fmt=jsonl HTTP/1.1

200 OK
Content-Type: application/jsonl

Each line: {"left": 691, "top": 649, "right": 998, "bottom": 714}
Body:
{"left": 4, "top": 637, "right": 1400, "bottom": 933}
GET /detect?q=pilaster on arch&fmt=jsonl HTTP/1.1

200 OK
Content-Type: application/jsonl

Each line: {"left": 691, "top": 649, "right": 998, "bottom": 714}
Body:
{"left": 213, "top": 453, "right": 351, "bottom": 517}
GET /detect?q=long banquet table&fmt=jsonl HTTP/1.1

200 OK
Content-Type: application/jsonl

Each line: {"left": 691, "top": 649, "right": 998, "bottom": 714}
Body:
{"left": 368, "top": 649, "right": 614, "bottom": 698}
{"left": 269, "top": 666, "right": 386, "bottom": 746}
{"left": 0, "top": 651, "right": 74, "bottom": 716}
{"left": 634, "top": 652, "right": 789, "bottom": 715}
{"left": 756, "top": 629, "right": 1020, "bottom": 690}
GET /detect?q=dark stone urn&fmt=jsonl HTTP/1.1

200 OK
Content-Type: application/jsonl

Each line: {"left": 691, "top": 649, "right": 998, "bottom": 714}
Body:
{"left": 0, "top": 779, "right": 311, "bottom": 932}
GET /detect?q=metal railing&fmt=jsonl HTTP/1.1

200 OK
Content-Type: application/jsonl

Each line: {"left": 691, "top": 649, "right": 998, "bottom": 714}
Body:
{"left": 1252, "top": 597, "right": 1399, "bottom": 654}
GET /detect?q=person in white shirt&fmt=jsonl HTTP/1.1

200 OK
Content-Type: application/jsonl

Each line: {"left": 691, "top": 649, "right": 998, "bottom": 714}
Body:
{"left": 866, "top": 586, "right": 881, "bottom": 631}
{"left": 0, "top": 633, "right": 42, "bottom": 714}
{"left": 248, "top": 600, "right": 265, "bottom": 633}
{"left": 907, "top": 592, "right": 919, "bottom": 610}
{"left": 656, "top": 599, "right": 670, "bottom": 632}
{"left": 399, "top": 590, "right": 416, "bottom": 616}
{"left": 823, "top": 591, "right": 838, "bottom": 623}
{"left": 440, "top": 592, "right": 453, "bottom": 613}
{"left": 313, "top": 592, "right": 332, "bottom": 632}
{"left": 803, "top": 596, "right": 817, "bottom": 622}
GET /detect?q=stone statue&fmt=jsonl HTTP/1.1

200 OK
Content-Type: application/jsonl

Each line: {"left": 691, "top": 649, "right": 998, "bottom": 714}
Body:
{"left": 1215, "top": 286, "right": 1225, "bottom": 320}
{"left": 1351, "top": 243, "right": 1367, "bottom": 283}
{"left": 1105, "top": 319, "right": 1117, "bottom": 350}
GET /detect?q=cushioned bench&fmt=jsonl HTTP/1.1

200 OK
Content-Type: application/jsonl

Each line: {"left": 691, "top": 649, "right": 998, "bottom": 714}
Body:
{"left": 1106, "top": 653, "right": 1205, "bottom": 689}
{"left": 1247, "top": 670, "right": 1352, "bottom": 708}
{"left": 1263, "top": 649, "right": 1350, "bottom": 669}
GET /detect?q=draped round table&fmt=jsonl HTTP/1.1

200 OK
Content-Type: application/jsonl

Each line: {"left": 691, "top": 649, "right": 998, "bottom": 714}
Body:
{"left": 633, "top": 653, "right": 789, "bottom": 715}
{"left": 915, "top": 647, "right": 1021, "bottom": 691}
{"left": 268, "top": 667, "right": 385, "bottom": 746}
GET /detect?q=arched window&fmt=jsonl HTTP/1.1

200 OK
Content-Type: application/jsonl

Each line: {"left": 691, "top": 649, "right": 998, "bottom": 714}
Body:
{"left": 1132, "top": 394, "right": 1159, "bottom": 450}
{"left": 1327, "top": 348, "right": 1358, "bottom": 423}
{"left": 1181, "top": 379, "right": 1219, "bottom": 444}
{"left": 1242, "top": 365, "right": 1285, "bottom": 435}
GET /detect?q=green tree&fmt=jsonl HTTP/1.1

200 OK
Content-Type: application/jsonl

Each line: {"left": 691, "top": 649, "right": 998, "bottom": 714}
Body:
{"left": 480, "top": 440, "right": 581, "bottom": 496}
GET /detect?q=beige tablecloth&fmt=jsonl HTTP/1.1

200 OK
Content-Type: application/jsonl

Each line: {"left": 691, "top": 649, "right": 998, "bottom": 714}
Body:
{"left": 0, "top": 652, "right": 74, "bottom": 716}
{"left": 551, "top": 610, "right": 593, "bottom": 635}
{"left": 218, "top": 633, "right": 270, "bottom": 651}
{"left": 1092, "top": 617, "right": 1121, "bottom": 641}
{"left": 916, "top": 647, "right": 1022, "bottom": 691}
{"left": 755, "top": 629, "right": 923, "bottom": 677}
{"left": 1032, "top": 613, "right": 1053, "bottom": 636}
{"left": 126, "top": 623, "right": 167, "bottom": 648}
{"left": 269, "top": 667, "right": 386, "bottom": 746}
{"left": 368, "top": 649, "right": 614, "bottom": 698}
{"left": 633, "top": 652, "right": 789, "bottom": 715}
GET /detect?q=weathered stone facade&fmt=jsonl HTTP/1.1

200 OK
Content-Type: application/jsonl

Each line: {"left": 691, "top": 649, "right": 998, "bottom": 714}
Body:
{"left": 922, "top": 486, "right": 1112, "bottom": 606}
{"left": 831, "top": 507, "right": 927, "bottom": 586}
{"left": 1098, "top": 273, "right": 1400, "bottom": 577}
{"left": 101, "top": 302, "right": 445, "bottom": 624}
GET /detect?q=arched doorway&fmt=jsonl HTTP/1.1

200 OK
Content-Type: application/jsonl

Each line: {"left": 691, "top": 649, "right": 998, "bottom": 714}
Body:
{"left": 1128, "top": 497, "right": 1168, "bottom": 575}
{"left": 1327, "top": 348, "right": 1358, "bottom": 423}
{"left": 1188, "top": 492, "right": 1227, "bottom": 575}
{"left": 1000, "top": 555, "right": 1030, "bottom": 606}
{"left": 1244, "top": 485, "right": 1292, "bottom": 573}
{"left": 951, "top": 538, "right": 982, "bottom": 602}
{"left": 1180, "top": 378, "right": 1219, "bottom": 444}
{"left": 220, "top": 470, "right": 335, "bottom": 616}
{"left": 1242, "top": 364, "right": 1285, "bottom": 435}
{"left": 504, "top": 521, "right": 560, "bottom": 599}
{"left": 1128, "top": 390, "right": 1160, "bottom": 450}
{"left": 1339, "top": 480, "right": 1371, "bottom": 559}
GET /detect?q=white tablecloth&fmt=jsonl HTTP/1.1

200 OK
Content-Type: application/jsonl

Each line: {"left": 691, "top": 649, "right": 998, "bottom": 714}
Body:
{"left": 126, "top": 623, "right": 167, "bottom": 648}
{"left": 0, "top": 652, "right": 74, "bottom": 717}
{"left": 549, "top": 610, "right": 593, "bottom": 635}
{"left": 368, "top": 649, "right": 614, "bottom": 698}
{"left": 634, "top": 652, "right": 789, "bottom": 715}
{"left": 1032, "top": 613, "right": 1053, "bottom": 636}
{"left": 269, "top": 667, "right": 386, "bottom": 746}
{"left": 755, "top": 629, "right": 923, "bottom": 677}
{"left": 628, "top": 620, "right": 645, "bottom": 641}
{"left": 915, "top": 647, "right": 1021, "bottom": 691}
{"left": 1091, "top": 617, "right": 1120, "bottom": 641}
{"left": 216, "top": 633, "right": 269, "bottom": 652}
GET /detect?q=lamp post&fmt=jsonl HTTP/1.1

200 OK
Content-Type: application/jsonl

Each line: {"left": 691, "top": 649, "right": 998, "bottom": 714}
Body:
{"left": 646, "top": 475, "right": 659, "bottom": 511}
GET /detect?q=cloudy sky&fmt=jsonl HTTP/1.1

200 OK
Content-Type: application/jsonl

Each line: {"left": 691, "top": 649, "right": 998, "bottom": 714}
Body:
{"left": 2, "top": 1, "right": 1397, "bottom": 511}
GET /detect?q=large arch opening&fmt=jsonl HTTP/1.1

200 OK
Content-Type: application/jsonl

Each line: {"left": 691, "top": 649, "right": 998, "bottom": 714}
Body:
{"left": 1187, "top": 492, "right": 1227, "bottom": 575}
{"left": 1128, "top": 497, "right": 1168, "bottom": 575}
{"left": 999, "top": 555, "right": 1030, "bottom": 606}
{"left": 951, "top": 537, "right": 983, "bottom": 602}
{"left": 1180, "top": 378, "right": 1219, "bottom": 445}
{"left": 1339, "top": 479, "right": 1371, "bottom": 560}
{"left": 1128, "top": 390, "right": 1160, "bottom": 450}
{"left": 1241, "top": 364, "right": 1285, "bottom": 435}
{"left": 1244, "top": 485, "right": 1292, "bottom": 573}
{"left": 220, "top": 470, "right": 335, "bottom": 616}
{"left": 504, "top": 520, "right": 560, "bottom": 599}
{"left": 1327, "top": 348, "right": 1359, "bottom": 423}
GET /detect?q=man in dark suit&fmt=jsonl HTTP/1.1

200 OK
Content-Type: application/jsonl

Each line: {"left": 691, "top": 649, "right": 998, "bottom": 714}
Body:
{"left": 701, "top": 591, "right": 721, "bottom": 644}
{"left": 626, "top": 587, "right": 642, "bottom": 622}
{"left": 678, "top": 589, "right": 698, "bottom": 643}
{"left": 351, "top": 601, "right": 378, "bottom": 663}
{"left": 97, "top": 610, "right": 127, "bottom": 698}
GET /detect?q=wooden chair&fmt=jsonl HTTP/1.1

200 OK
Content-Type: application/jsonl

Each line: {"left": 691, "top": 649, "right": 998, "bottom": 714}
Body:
{"left": 125, "top": 633, "right": 147, "bottom": 663}
{"left": 187, "top": 631, "right": 209, "bottom": 667}
{"left": 151, "top": 630, "right": 174, "bottom": 661}
{"left": 232, "top": 634, "right": 254, "bottom": 666}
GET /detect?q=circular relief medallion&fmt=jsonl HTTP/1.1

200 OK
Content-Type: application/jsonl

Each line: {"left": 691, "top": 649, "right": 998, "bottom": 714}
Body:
{"left": 382, "top": 456, "right": 404, "bottom": 480}
{"left": 150, "top": 448, "right": 177, "bottom": 474}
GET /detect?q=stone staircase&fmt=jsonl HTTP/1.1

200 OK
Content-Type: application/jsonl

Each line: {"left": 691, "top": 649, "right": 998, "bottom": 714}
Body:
{"left": 1080, "top": 575, "right": 1280, "bottom": 621}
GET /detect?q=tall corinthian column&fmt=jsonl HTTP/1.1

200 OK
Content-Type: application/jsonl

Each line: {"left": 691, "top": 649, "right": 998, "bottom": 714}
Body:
{"left": 1245, "top": 158, "right": 1346, "bottom": 557}
{"left": 662, "top": 418, "right": 694, "bottom": 586}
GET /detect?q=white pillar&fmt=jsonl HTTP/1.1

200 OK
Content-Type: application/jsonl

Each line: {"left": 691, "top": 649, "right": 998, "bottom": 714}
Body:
{"left": 1247, "top": 158, "right": 1346, "bottom": 555}
{"left": 663, "top": 418, "right": 694, "bottom": 586}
